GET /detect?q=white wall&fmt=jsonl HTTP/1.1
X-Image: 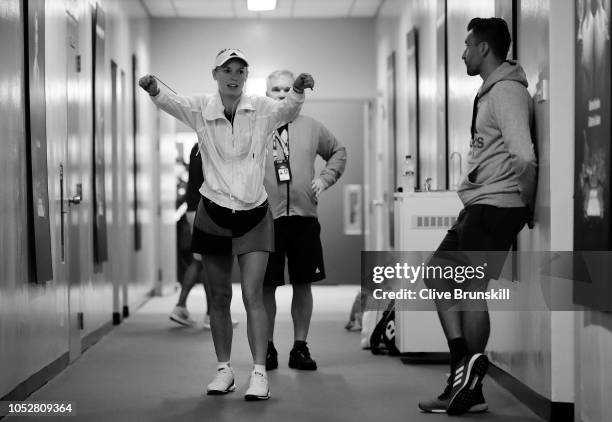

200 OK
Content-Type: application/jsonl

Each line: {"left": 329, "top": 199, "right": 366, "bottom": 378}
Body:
{"left": 149, "top": 18, "right": 376, "bottom": 101}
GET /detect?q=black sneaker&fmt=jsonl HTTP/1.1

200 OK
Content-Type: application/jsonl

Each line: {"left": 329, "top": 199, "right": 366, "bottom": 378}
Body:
{"left": 417, "top": 378, "right": 452, "bottom": 413}
{"left": 447, "top": 353, "right": 489, "bottom": 415}
{"left": 266, "top": 342, "right": 278, "bottom": 371}
{"left": 469, "top": 384, "right": 489, "bottom": 413}
{"left": 418, "top": 374, "right": 488, "bottom": 413}
{"left": 288, "top": 342, "right": 317, "bottom": 370}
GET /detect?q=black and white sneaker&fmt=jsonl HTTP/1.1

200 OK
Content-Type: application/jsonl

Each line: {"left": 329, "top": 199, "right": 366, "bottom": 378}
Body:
{"left": 447, "top": 353, "right": 489, "bottom": 415}
{"left": 418, "top": 380, "right": 452, "bottom": 413}
{"left": 418, "top": 373, "right": 488, "bottom": 413}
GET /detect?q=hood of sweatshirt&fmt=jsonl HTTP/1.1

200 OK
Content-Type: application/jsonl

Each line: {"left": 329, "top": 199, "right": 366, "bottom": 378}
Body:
{"left": 457, "top": 59, "right": 537, "bottom": 214}
{"left": 477, "top": 60, "right": 528, "bottom": 98}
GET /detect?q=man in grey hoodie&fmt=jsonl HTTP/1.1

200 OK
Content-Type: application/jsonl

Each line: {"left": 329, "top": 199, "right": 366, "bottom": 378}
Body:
{"left": 418, "top": 18, "right": 537, "bottom": 415}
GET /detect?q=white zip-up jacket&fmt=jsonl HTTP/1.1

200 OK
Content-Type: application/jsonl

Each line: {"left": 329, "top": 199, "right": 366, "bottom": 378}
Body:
{"left": 152, "top": 86, "right": 304, "bottom": 210}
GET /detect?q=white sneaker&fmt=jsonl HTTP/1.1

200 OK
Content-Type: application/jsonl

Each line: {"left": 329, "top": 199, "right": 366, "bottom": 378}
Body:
{"left": 206, "top": 367, "right": 236, "bottom": 395}
{"left": 244, "top": 371, "right": 270, "bottom": 401}
{"left": 169, "top": 306, "right": 195, "bottom": 327}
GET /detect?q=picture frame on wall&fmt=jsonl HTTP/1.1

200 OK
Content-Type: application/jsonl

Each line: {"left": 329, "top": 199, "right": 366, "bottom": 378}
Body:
{"left": 92, "top": 3, "right": 109, "bottom": 265}
{"left": 344, "top": 184, "right": 363, "bottom": 235}
{"left": 132, "top": 54, "right": 142, "bottom": 251}
{"left": 406, "top": 27, "right": 419, "bottom": 192}
{"left": 437, "top": 0, "right": 448, "bottom": 190}
{"left": 387, "top": 51, "right": 397, "bottom": 247}
{"left": 25, "top": 0, "right": 53, "bottom": 282}
{"left": 573, "top": 0, "right": 612, "bottom": 309}
{"left": 495, "top": 0, "right": 518, "bottom": 60}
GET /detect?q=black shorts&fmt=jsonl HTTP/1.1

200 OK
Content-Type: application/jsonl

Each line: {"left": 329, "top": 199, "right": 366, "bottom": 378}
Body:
{"left": 263, "top": 216, "right": 325, "bottom": 287}
{"left": 424, "top": 204, "right": 529, "bottom": 294}
{"left": 191, "top": 196, "right": 274, "bottom": 256}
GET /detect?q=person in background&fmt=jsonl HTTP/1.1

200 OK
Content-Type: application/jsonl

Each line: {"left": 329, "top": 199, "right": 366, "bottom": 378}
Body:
{"left": 262, "top": 70, "right": 346, "bottom": 371}
{"left": 169, "top": 143, "right": 237, "bottom": 330}
{"left": 139, "top": 48, "right": 314, "bottom": 401}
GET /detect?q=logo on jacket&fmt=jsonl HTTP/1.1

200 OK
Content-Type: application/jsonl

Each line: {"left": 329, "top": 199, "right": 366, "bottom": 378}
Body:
{"left": 470, "top": 136, "right": 484, "bottom": 149}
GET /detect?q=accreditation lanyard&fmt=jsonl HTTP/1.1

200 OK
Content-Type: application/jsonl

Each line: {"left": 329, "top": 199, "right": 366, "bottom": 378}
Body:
{"left": 272, "top": 126, "right": 292, "bottom": 183}
{"left": 272, "top": 126, "right": 290, "bottom": 161}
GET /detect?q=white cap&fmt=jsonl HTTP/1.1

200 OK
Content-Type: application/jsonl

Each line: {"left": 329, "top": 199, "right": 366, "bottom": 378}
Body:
{"left": 214, "top": 48, "right": 249, "bottom": 68}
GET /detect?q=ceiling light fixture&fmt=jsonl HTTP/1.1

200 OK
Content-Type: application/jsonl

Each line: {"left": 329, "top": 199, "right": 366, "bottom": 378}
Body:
{"left": 247, "top": 0, "right": 277, "bottom": 11}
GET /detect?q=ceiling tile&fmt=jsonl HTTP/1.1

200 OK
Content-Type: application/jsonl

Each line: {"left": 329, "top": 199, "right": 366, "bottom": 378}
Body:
{"left": 352, "top": 0, "right": 382, "bottom": 12}
{"left": 144, "top": 0, "right": 381, "bottom": 19}
{"left": 143, "top": 0, "right": 175, "bottom": 16}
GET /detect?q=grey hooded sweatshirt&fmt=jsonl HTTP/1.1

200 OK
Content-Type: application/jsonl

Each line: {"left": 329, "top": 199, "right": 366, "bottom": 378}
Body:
{"left": 457, "top": 61, "right": 537, "bottom": 212}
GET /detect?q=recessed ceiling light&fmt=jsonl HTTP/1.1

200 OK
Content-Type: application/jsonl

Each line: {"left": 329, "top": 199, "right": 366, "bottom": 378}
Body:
{"left": 247, "top": 0, "right": 277, "bottom": 12}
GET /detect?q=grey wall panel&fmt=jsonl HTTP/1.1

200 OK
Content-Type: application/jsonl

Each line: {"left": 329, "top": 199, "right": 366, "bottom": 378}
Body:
{"left": 0, "top": 0, "right": 28, "bottom": 291}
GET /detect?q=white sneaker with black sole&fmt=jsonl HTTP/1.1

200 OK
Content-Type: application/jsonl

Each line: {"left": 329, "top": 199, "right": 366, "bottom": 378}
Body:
{"left": 244, "top": 371, "right": 270, "bottom": 401}
{"left": 206, "top": 367, "right": 236, "bottom": 395}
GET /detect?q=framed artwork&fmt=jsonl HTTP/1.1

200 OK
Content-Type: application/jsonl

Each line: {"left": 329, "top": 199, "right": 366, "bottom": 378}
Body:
{"left": 387, "top": 51, "right": 397, "bottom": 247}
{"left": 92, "top": 3, "right": 108, "bottom": 264}
{"left": 495, "top": 0, "right": 518, "bottom": 60}
{"left": 406, "top": 28, "right": 419, "bottom": 191}
{"left": 344, "top": 185, "right": 363, "bottom": 235}
{"left": 437, "top": 0, "right": 448, "bottom": 189}
{"left": 25, "top": 0, "right": 53, "bottom": 282}
{"left": 573, "top": 0, "right": 612, "bottom": 309}
{"left": 132, "top": 54, "right": 142, "bottom": 251}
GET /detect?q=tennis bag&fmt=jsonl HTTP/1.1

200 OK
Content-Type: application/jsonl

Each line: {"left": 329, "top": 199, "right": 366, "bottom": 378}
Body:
{"left": 369, "top": 300, "right": 400, "bottom": 356}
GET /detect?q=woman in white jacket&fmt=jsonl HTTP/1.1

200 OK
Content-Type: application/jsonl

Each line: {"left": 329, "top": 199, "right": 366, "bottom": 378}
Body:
{"left": 139, "top": 48, "right": 314, "bottom": 401}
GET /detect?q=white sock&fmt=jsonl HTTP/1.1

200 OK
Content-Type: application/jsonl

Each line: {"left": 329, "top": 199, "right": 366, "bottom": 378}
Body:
{"left": 253, "top": 364, "right": 266, "bottom": 375}
{"left": 217, "top": 361, "right": 231, "bottom": 370}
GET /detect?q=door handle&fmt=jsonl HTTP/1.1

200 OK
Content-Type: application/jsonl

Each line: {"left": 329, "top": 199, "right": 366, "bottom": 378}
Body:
{"left": 68, "top": 183, "right": 82, "bottom": 205}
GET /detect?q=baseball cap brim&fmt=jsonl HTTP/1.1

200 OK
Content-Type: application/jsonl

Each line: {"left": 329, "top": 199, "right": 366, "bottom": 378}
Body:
{"left": 214, "top": 49, "right": 249, "bottom": 68}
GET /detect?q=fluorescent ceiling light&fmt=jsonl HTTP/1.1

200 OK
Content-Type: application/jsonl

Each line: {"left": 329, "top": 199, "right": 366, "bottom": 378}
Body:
{"left": 247, "top": 0, "right": 277, "bottom": 11}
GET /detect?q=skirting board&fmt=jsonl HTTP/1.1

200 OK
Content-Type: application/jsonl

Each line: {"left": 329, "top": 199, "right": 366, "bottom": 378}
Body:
{"left": 0, "top": 352, "right": 69, "bottom": 406}
{"left": 400, "top": 353, "right": 574, "bottom": 421}
{"left": 488, "top": 363, "right": 574, "bottom": 422}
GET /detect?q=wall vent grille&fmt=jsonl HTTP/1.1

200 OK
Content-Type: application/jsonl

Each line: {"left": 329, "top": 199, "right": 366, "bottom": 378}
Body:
{"left": 412, "top": 215, "right": 457, "bottom": 229}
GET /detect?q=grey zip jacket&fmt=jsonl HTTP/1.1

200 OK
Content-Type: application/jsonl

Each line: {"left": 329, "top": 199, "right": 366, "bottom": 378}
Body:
{"left": 264, "top": 115, "right": 346, "bottom": 218}
{"left": 457, "top": 61, "right": 537, "bottom": 213}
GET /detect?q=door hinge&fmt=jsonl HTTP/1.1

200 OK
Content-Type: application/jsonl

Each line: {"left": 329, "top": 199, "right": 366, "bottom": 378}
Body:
{"left": 158, "top": 268, "right": 163, "bottom": 281}
{"left": 76, "top": 55, "right": 81, "bottom": 73}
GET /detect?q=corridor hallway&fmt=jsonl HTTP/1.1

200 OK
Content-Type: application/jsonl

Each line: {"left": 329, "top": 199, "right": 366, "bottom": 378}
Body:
{"left": 17, "top": 286, "right": 543, "bottom": 422}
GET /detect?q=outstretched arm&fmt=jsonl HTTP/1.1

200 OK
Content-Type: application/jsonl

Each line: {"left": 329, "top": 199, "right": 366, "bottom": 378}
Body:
{"left": 263, "top": 73, "right": 315, "bottom": 133}
{"left": 138, "top": 74, "right": 202, "bottom": 131}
